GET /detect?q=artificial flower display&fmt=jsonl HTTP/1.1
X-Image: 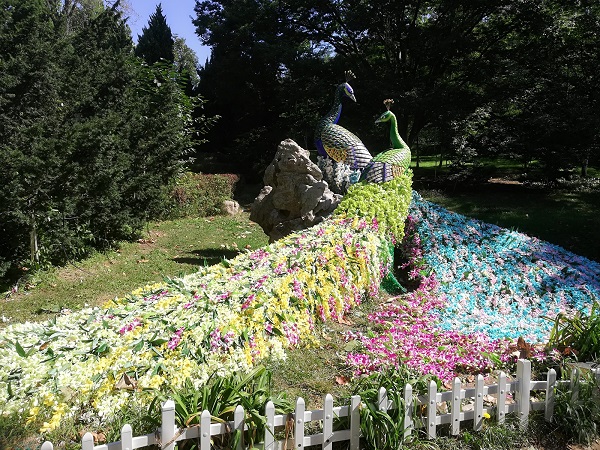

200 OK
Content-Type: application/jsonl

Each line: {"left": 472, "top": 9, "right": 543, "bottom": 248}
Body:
{"left": 0, "top": 212, "right": 397, "bottom": 433}
{"left": 346, "top": 192, "right": 600, "bottom": 382}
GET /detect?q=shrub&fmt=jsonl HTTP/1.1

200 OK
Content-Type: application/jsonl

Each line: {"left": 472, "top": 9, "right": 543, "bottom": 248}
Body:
{"left": 163, "top": 172, "right": 240, "bottom": 219}
{"left": 552, "top": 368, "right": 600, "bottom": 445}
{"left": 545, "top": 300, "right": 600, "bottom": 361}
{"left": 147, "top": 366, "right": 294, "bottom": 450}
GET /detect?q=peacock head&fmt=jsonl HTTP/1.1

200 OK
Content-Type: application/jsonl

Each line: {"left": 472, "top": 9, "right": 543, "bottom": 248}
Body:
{"left": 375, "top": 99, "right": 395, "bottom": 123}
{"left": 337, "top": 70, "right": 357, "bottom": 102}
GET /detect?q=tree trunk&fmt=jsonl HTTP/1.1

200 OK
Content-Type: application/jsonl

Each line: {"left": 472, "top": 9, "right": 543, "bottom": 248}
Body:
{"left": 581, "top": 158, "right": 588, "bottom": 177}
{"left": 415, "top": 135, "right": 420, "bottom": 168}
{"left": 30, "top": 215, "right": 40, "bottom": 265}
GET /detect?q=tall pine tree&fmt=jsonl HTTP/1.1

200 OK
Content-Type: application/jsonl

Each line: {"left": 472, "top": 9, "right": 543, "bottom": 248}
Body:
{"left": 134, "top": 3, "right": 174, "bottom": 64}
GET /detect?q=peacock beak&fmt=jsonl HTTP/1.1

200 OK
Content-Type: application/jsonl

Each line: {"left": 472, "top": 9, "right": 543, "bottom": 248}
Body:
{"left": 347, "top": 92, "right": 356, "bottom": 102}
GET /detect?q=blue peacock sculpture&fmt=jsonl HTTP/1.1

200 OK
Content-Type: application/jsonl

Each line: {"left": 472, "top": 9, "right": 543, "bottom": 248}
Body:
{"left": 360, "top": 99, "right": 412, "bottom": 184}
{"left": 314, "top": 70, "right": 373, "bottom": 172}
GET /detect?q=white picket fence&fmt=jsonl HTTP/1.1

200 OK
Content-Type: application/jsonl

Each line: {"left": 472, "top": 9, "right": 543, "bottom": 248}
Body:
{"left": 39, "top": 360, "right": 599, "bottom": 450}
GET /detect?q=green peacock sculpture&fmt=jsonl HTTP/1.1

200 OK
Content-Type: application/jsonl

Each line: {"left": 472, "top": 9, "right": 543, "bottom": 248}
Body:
{"left": 360, "top": 99, "right": 412, "bottom": 184}
{"left": 314, "top": 70, "right": 373, "bottom": 172}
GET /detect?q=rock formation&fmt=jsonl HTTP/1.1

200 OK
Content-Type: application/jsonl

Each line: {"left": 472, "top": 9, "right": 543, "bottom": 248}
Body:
{"left": 250, "top": 139, "right": 342, "bottom": 242}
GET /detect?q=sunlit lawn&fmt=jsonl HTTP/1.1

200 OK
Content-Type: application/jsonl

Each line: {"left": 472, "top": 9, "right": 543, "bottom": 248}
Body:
{"left": 0, "top": 213, "right": 268, "bottom": 326}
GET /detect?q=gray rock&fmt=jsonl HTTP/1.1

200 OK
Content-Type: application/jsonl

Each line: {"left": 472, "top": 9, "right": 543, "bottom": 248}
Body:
{"left": 250, "top": 139, "right": 342, "bottom": 242}
{"left": 221, "top": 199, "right": 240, "bottom": 216}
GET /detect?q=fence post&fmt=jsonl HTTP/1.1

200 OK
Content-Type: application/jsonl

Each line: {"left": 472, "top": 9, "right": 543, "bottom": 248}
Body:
{"left": 40, "top": 442, "right": 53, "bottom": 450}
{"left": 81, "top": 432, "right": 95, "bottom": 450}
{"left": 200, "top": 410, "right": 211, "bottom": 450}
{"left": 350, "top": 395, "right": 361, "bottom": 450}
{"left": 404, "top": 383, "right": 413, "bottom": 439}
{"left": 545, "top": 368, "right": 557, "bottom": 422}
{"left": 122, "top": 424, "right": 133, "bottom": 450}
{"left": 234, "top": 405, "right": 245, "bottom": 450}
{"left": 516, "top": 359, "right": 531, "bottom": 429}
{"left": 427, "top": 380, "right": 437, "bottom": 439}
{"left": 451, "top": 378, "right": 461, "bottom": 435}
{"left": 474, "top": 375, "right": 484, "bottom": 431}
{"left": 378, "top": 386, "right": 388, "bottom": 413}
{"left": 264, "top": 401, "right": 275, "bottom": 450}
{"left": 497, "top": 371, "right": 507, "bottom": 424}
{"left": 161, "top": 399, "right": 177, "bottom": 450}
{"left": 570, "top": 367, "right": 580, "bottom": 403}
{"left": 323, "top": 394, "right": 334, "bottom": 450}
{"left": 295, "top": 397, "right": 306, "bottom": 449}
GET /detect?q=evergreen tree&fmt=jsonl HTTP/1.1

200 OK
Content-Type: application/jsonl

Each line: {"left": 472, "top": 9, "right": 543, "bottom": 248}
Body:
{"left": 0, "top": 0, "right": 66, "bottom": 276}
{"left": 134, "top": 3, "right": 174, "bottom": 65}
{"left": 0, "top": 1, "right": 213, "bottom": 280}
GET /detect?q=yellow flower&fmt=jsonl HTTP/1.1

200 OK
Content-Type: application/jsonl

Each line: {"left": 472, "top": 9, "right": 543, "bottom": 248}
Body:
{"left": 40, "top": 403, "right": 68, "bottom": 433}
{"left": 25, "top": 406, "right": 40, "bottom": 425}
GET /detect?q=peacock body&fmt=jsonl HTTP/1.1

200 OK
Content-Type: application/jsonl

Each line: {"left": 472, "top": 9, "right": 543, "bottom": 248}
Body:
{"left": 360, "top": 99, "right": 412, "bottom": 184}
{"left": 314, "top": 74, "right": 373, "bottom": 171}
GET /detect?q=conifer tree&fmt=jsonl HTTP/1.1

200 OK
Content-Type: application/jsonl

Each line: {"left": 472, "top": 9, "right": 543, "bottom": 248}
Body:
{"left": 134, "top": 3, "right": 174, "bottom": 64}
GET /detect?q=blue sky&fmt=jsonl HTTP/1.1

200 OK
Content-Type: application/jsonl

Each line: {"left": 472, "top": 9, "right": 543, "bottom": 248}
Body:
{"left": 125, "top": 0, "right": 211, "bottom": 64}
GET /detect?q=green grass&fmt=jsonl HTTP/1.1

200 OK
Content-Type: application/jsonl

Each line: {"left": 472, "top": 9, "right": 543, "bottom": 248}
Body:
{"left": 0, "top": 213, "right": 268, "bottom": 327}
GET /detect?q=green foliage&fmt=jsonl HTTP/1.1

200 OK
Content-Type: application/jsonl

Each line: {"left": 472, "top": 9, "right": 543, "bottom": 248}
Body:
{"left": 346, "top": 367, "right": 438, "bottom": 450}
{"left": 134, "top": 3, "right": 174, "bottom": 65}
{"left": 334, "top": 171, "right": 413, "bottom": 241}
{"left": 552, "top": 368, "right": 600, "bottom": 445}
{"left": 147, "top": 366, "right": 294, "bottom": 449}
{"left": 0, "top": 1, "right": 214, "bottom": 279}
{"left": 545, "top": 300, "right": 600, "bottom": 361}
{"left": 193, "top": 0, "right": 599, "bottom": 180}
{"left": 163, "top": 172, "right": 240, "bottom": 219}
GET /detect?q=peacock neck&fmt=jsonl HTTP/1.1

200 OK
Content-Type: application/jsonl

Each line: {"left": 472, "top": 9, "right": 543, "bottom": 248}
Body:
{"left": 322, "top": 97, "right": 343, "bottom": 126}
{"left": 317, "top": 86, "right": 345, "bottom": 131}
{"left": 389, "top": 113, "right": 409, "bottom": 150}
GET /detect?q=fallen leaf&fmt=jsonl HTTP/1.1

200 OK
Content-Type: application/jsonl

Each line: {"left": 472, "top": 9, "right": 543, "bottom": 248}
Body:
{"left": 343, "top": 340, "right": 361, "bottom": 352}
{"left": 337, "top": 316, "right": 354, "bottom": 325}
{"left": 136, "top": 259, "right": 149, "bottom": 264}
{"left": 517, "top": 336, "right": 533, "bottom": 359}
{"left": 335, "top": 375, "right": 350, "bottom": 385}
{"left": 115, "top": 373, "right": 137, "bottom": 390}
{"left": 245, "top": 244, "right": 252, "bottom": 249}
{"left": 79, "top": 431, "right": 106, "bottom": 443}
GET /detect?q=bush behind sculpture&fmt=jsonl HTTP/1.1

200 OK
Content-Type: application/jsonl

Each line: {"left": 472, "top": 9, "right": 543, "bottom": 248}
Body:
{"left": 163, "top": 172, "right": 240, "bottom": 219}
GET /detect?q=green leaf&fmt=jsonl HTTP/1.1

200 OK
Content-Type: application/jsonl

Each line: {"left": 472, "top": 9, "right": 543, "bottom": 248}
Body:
{"left": 150, "top": 338, "right": 169, "bottom": 347}
{"left": 14, "top": 341, "right": 26, "bottom": 358}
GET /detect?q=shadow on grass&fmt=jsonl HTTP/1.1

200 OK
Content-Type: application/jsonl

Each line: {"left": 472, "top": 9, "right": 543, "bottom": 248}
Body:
{"left": 173, "top": 248, "right": 241, "bottom": 267}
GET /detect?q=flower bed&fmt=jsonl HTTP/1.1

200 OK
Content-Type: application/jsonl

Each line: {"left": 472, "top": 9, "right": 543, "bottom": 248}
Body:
{"left": 410, "top": 192, "right": 600, "bottom": 342}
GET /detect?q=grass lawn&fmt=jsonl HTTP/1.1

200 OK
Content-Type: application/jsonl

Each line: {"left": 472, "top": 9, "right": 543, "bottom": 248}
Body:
{"left": 0, "top": 213, "right": 268, "bottom": 327}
